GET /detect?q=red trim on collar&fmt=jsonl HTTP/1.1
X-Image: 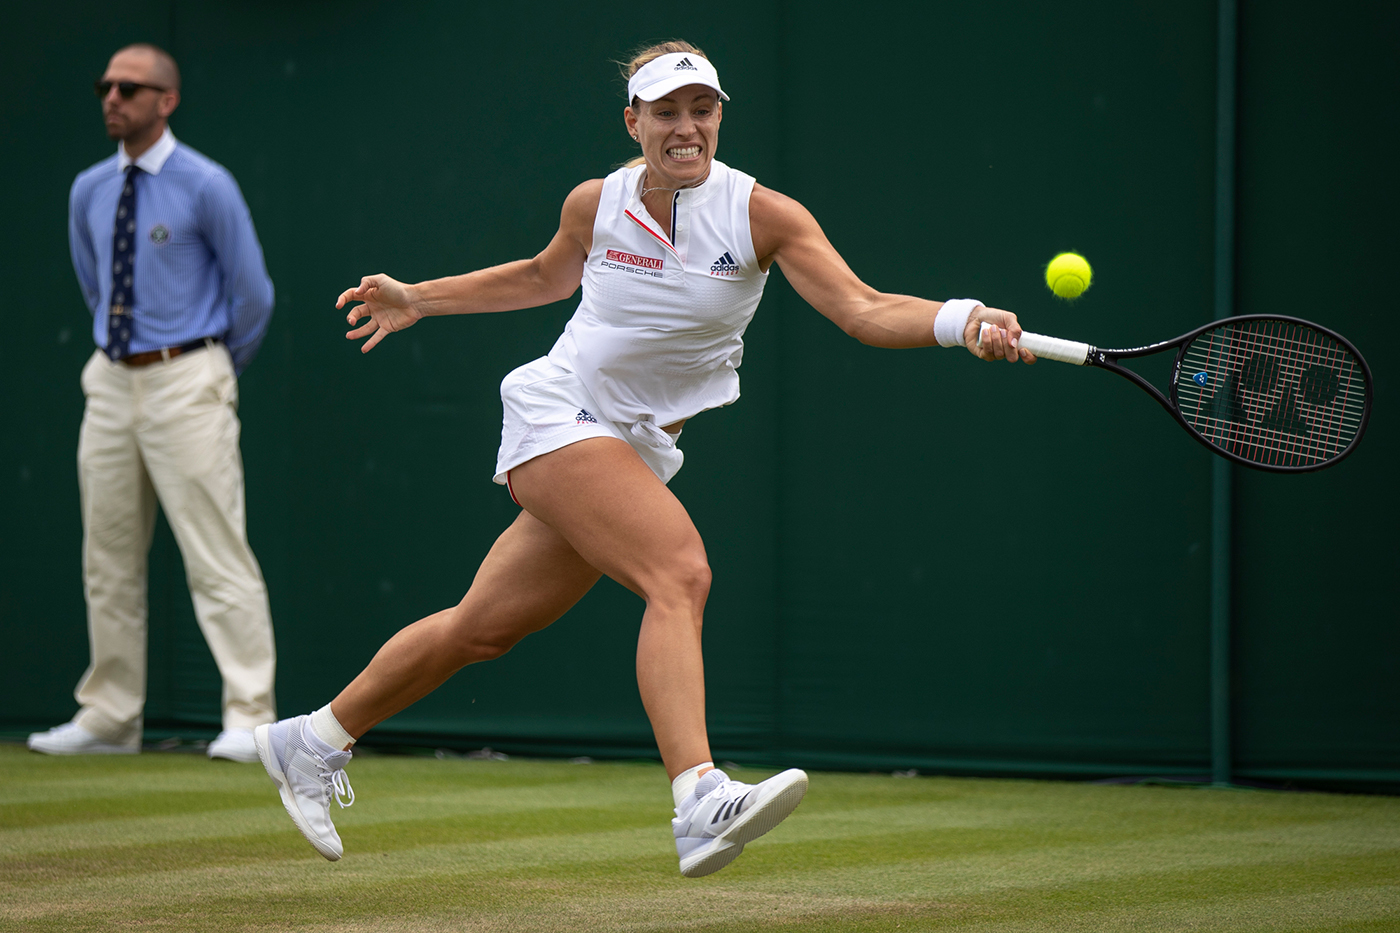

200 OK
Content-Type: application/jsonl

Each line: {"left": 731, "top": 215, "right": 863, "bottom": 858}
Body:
{"left": 624, "top": 210, "right": 680, "bottom": 259}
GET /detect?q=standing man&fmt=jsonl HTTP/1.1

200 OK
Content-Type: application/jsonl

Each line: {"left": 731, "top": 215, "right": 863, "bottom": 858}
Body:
{"left": 28, "top": 43, "right": 278, "bottom": 762}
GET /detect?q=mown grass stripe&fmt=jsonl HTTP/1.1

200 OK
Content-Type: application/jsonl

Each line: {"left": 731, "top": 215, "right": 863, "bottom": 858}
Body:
{"left": 1, "top": 744, "right": 1396, "bottom": 933}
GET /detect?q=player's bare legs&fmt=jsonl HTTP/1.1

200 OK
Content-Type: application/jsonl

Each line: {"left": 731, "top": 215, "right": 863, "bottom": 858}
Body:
{"left": 256, "top": 435, "right": 803, "bottom": 870}
{"left": 254, "top": 465, "right": 612, "bottom": 860}
{"left": 509, "top": 440, "right": 808, "bottom": 877}
{"left": 323, "top": 436, "right": 712, "bottom": 779}
{"left": 508, "top": 437, "right": 714, "bottom": 780}
{"left": 328, "top": 509, "right": 603, "bottom": 738}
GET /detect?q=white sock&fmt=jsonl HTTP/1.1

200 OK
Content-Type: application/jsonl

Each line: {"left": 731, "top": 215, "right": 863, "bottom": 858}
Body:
{"left": 671, "top": 761, "right": 715, "bottom": 811}
{"left": 309, "top": 705, "right": 356, "bottom": 753}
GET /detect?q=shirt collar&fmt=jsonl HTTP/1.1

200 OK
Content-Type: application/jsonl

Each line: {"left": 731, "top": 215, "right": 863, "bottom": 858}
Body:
{"left": 117, "top": 127, "right": 177, "bottom": 175}
{"left": 626, "top": 160, "right": 723, "bottom": 215}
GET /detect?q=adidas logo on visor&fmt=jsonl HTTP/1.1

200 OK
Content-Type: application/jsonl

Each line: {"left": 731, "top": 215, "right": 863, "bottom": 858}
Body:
{"left": 675, "top": 57, "right": 698, "bottom": 71}
{"left": 710, "top": 251, "right": 740, "bottom": 276}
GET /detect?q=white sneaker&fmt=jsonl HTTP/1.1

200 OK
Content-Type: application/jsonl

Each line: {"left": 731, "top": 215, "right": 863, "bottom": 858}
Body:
{"left": 672, "top": 767, "right": 808, "bottom": 877}
{"left": 27, "top": 722, "right": 139, "bottom": 755}
{"left": 254, "top": 715, "right": 354, "bottom": 860}
{"left": 208, "top": 728, "right": 259, "bottom": 763}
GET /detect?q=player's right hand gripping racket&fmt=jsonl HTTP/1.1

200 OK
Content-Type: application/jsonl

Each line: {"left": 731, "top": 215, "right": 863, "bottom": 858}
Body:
{"left": 982, "top": 315, "right": 1373, "bottom": 472}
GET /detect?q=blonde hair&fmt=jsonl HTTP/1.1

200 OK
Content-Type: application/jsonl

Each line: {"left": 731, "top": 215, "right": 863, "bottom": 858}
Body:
{"left": 619, "top": 40, "right": 710, "bottom": 168}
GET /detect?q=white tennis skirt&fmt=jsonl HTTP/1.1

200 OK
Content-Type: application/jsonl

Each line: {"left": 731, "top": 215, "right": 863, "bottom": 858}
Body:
{"left": 494, "top": 356, "right": 684, "bottom": 495}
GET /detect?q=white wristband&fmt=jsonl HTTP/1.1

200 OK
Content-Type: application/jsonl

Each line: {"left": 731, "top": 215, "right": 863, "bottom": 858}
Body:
{"left": 933, "top": 299, "right": 983, "bottom": 348}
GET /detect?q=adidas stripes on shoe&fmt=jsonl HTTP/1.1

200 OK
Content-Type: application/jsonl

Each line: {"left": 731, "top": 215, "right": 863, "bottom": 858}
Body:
{"left": 672, "top": 767, "right": 808, "bottom": 877}
{"left": 254, "top": 715, "right": 354, "bottom": 860}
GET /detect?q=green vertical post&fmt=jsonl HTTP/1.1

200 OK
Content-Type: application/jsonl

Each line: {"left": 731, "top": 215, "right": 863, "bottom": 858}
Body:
{"left": 1211, "top": 459, "right": 1233, "bottom": 785}
{"left": 1211, "top": 0, "right": 1238, "bottom": 788}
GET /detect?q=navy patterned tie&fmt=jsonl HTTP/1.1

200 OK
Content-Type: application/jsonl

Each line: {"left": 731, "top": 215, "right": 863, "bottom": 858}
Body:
{"left": 107, "top": 165, "right": 140, "bottom": 361}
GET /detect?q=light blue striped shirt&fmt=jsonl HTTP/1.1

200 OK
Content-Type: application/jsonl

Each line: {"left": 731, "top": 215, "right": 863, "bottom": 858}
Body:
{"left": 68, "top": 129, "right": 274, "bottom": 374}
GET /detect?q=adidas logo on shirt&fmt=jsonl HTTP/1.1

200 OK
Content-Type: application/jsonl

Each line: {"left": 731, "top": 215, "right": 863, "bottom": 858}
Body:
{"left": 709, "top": 251, "right": 740, "bottom": 276}
{"left": 675, "top": 57, "right": 698, "bottom": 71}
{"left": 575, "top": 409, "right": 598, "bottom": 424}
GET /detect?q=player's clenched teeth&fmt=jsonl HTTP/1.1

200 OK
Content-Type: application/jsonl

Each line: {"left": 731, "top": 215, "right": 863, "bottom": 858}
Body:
{"left": 668, "top": 146, "right": 701, "bottom": 159}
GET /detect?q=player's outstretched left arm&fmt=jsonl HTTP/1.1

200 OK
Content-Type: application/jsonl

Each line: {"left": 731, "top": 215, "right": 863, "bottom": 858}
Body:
{"left": 749, "top": 185, "right": 1035, "bottom": 364}
{"left": 337, "top": 180, "right": 601, "bottom": 353}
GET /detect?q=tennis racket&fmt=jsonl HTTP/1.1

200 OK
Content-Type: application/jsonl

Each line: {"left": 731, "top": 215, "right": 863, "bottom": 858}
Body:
{"left": 981, "top": 315, "right": 1373, "bottom": 473}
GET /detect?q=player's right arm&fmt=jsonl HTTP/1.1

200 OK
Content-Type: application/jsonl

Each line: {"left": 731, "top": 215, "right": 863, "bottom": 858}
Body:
{"left": 749, "top": 184, "right": 1032, "bottom": 363}
{"left": 339, "top": 179, "right": 602, "bottom": 353}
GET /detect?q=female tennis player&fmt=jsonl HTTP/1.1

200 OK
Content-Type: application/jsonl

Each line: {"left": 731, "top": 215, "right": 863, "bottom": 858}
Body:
{"left": 254, "top": 40, "right": 1034, "bottom": 877}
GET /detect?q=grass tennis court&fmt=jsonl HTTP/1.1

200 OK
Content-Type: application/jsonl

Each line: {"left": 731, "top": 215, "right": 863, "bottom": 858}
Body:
{"left": 2, "top": 742, "right": 1396, "bottom": 932}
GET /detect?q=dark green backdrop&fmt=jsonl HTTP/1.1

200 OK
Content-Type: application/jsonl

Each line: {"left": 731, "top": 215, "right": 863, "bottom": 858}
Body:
{"left": 3, "top": 1, "right": 1395, "bottom": 788}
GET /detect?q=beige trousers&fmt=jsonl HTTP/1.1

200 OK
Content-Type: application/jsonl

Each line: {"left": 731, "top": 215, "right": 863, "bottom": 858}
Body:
{"left": 73, "top": 345, "right": 276, "bottom": 745}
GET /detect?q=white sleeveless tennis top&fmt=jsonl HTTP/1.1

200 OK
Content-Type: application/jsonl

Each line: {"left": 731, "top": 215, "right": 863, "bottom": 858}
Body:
{"left": 547, "top": 160, "right": 769, "bottom": 441}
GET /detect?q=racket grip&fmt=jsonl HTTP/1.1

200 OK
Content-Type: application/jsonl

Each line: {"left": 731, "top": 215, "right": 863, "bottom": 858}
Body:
{"left": 978, "top": 322, "right": 1090, "bottom": 365}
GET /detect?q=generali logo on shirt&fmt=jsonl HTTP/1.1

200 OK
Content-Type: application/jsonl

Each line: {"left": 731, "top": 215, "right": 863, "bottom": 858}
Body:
{"left": 602, "top": 249, "right": 664, "bottom": 279}
{"left": 605, "top": 249, "right": 662, "bottom": 269}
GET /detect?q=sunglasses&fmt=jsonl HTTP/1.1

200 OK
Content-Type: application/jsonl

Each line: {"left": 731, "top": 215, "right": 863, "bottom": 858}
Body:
{"left": 94, "top": 80, "right": 167, "bottom": 100}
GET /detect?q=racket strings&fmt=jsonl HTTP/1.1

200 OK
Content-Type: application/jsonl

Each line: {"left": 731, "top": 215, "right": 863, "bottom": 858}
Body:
{"left": 1211, "top": 327, "right": 1361, "bottom": 464}
{"left": 1176, "top": 319, "right": 1365, "bottom": 467}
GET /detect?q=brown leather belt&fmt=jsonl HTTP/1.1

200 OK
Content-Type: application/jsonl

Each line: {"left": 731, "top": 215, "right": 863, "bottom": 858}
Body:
{"left": 121, "top": 338, "right": 217, "bottom": 368}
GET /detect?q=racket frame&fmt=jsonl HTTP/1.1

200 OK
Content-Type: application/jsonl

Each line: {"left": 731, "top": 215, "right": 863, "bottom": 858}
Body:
{"left": 1071, "top": 314, "right": 1372, "bottom": 473}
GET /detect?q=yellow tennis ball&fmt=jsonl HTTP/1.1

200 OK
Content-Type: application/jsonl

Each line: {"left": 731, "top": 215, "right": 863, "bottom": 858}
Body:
{"left": 1046, "top": 252, "right": 1092, "bottom": 299}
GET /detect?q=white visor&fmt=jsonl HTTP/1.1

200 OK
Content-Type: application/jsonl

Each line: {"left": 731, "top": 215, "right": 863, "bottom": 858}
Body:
{"left": 627, "top": 52, "right": 729, "bottom": 104}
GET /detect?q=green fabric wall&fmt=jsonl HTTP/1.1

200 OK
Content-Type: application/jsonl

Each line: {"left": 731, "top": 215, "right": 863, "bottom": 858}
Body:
{"left": 2, "top": 1, "right": 1394, "bottom": 788}
{"left": 1231, "top": 1, "right": 1399, "bottom": 784}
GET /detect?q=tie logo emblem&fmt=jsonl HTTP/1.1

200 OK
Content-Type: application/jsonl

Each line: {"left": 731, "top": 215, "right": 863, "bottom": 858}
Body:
{"left": 149, "top": 224, "right": 171, "bottom": 246}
